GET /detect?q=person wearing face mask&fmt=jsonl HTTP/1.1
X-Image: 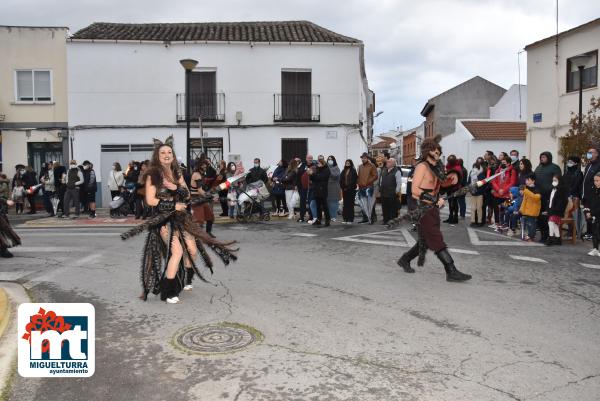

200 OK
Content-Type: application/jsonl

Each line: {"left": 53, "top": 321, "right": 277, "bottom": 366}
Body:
{"left": 533, "top": 151, "right": 562, "bottom": 242}
{"left": 108, "top": 162, "right": 125, "bottom": 200}
{"left": 309, "top": 156, "right": 331, "bottom": 226}
{"left": 61, "top": 159, "right": 84, "bottom": 219}
{"left": 379, "top": 158, "right": 402, "bottom": 225}
{"left": 583, "top": 172, "right": 600, "bottom": 256}
{"left": 326, "top": 155, "right": 341, "bottom": 222}
{"left": 490, "top": 155, "right": 518, "bottom": 229}
{"left": 271, "top": 159, "right": 289, "bottom": 217}
{"left": 509, "top": 150, "right": 520, "bottom": 166}
{"left": 519, "top": 174, "right": 541, "bottom": 241}
{"left": 282, "top": 159, "right": 299, "bottom": 220}
{"left": 396, "top": 135, "right": 471, "bottom": 282}
{"left": 247, "top": 158, "right": 268, "bottom": 184}
{"left": 562, "top": 156, "right": 584, "bottom": 237}
{"left": 340, "top": 159, "right": 358, "bottom": 223}
{"left": 581, "top": 148, "right": 600, "bottom": 240}
{"left": 545, "top": 175, "right": 568, "bottom": 245}
{"left": 82, "top": 161, "right": 98, "bottom": 218}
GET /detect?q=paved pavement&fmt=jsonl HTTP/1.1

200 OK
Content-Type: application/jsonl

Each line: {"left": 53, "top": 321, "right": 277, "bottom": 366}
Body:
{"left": 1, "top": 214, "right": 600, "bottom": 400}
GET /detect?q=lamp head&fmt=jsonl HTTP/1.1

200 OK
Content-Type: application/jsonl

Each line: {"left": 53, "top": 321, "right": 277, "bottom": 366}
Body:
{"left": 179, "top": 59, "right": 198, "bottom": 71}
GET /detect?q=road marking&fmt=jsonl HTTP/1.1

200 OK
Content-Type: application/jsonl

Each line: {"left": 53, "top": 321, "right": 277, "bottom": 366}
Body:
{"left": 228, "top": 226, "right": 248, "bottom": 230}
{"left": 0, "top": 271, "right": 29, "bottom": 281}
{"left": 16, "top": 232, "right": 121, "bottom": 237}
{"left": 14, "top": 247, "right": 92, "bottom": 253}
{"left": 579, "top": 263, "right": 600, "bottom": 270}
{"left": 467, "top": 227, "right": 543, "bottom": 246}
{"left": 509, "top": 255, "right": 548, "bottom": 263}
{"left": 290, "top": 233, "right": 318, "bottom": 237}
{"left": 73, "top": 253, "right": 104, "bottom": 267}
{"left": 333, "top": 228, "right": 416, "bottom": 247}
{"left": 448, "top": 248, "right": 480, "bottom": 255}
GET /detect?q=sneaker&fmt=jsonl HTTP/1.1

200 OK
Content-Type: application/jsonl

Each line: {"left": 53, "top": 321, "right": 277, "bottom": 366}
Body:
{"left": 506, "top": 229, "right": 515, "bottom": 237}
{"left": 183, "top": 284, "right": 193, "bottom": 291}
{"left": 166, "top": 296, "right": 180, "bottom": 304}
{"left": 583, "top": 234, "right": 593, "bottom": 241}
{"left": 588, "top": 249, "right": 599, "bottom": 256}
{"left": 331, "top": 218, "right": 336, "bottom": 222}
{"left": 307, "top": 219, "right": 315, "bottom": 225}
{"left": 488, "top": 224, "right": 497, "bottom": 229}
{"left": 297, "top": 218, "right": 305, "bottom": 223}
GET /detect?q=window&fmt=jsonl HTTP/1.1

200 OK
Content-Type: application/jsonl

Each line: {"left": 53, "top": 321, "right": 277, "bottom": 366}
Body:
{"left": 281, "top": 71, "right": 312, "bottom": 120}
{"left": 190, "top": 71, "right": 217, "bottom": 120}
{"left": 15, "top": 70, "right": 52, "bottom": 102}
{"left": 566, "top": 51, "right": 598, "bottom": 92}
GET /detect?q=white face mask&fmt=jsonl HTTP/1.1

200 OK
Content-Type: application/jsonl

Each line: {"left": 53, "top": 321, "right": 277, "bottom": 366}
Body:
{"left": 566, "top": 161, "right": 576, "bottom": 168}
{"left": 111, "top": 166, "right": 116, "bottom": 170}
{"left": 552, "top": 180, "right": 558, "bottom": 187}
{"left": 511, "top": 155, "right": 518, "bottom": 162}
{"left": 70, "top": 164, "right": 77, "bottom": 169}
{"left": 254, "top": 163, "right": 259, "bottom": 168}
{"left": 327, "top": 160, "right": 334, "bottom": 166}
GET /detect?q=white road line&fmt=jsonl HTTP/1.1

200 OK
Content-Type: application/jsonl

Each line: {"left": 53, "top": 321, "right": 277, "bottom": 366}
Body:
{"left": 334, "top": 238, "right": 411, "bottom": 247}
{"left": 333, "top": 228, "right": 416, "bottom": 247}
{"left": 228, "top": 226, "right": 248, "bottom": 230}
{"left": 579, "top": 263, "right": 600, "bottom": 270}
{"left": 13, "top": 247, "right": 93, "bottom": 253}
{"left": 290, "top": 233, "right": 318, "bottom": 237}
{"left": 448, "top": 248, "right": 480, "bottom": 255}
{"left": 509, "top": 255, "right": 548, "bottom": 263}
{"left": 467, "top": 227, "right": 543, "bottom": 246}
{"left": 73, "top": 253, "right": 104, "bottom": 267}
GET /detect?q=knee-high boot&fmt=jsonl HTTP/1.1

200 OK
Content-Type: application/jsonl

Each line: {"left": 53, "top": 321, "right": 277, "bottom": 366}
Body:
{"left": 436, "top": 248, "right": 472, "bottom": 282}
{"left": 397, "top": 243, "right": 419, "bottom": 273}
{"left": 160, "top": 278, "right": 180, "bottom": 303}
{"left": 206, "top": 220, "right": 216, "bottom": 238}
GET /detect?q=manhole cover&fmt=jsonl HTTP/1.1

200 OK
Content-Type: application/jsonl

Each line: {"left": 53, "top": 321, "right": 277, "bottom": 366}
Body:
{"left": 174, "top": 322, "right": 263, "bottom": 355}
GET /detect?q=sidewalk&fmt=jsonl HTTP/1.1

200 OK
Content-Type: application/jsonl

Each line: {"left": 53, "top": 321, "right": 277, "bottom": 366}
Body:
{"left": 0, "top": 283, "right": 30, "bottom": 399}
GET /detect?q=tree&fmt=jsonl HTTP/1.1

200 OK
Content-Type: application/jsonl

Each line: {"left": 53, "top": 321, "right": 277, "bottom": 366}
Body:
{"left": 559, "top": 97, "right": 600, "bottom": 160}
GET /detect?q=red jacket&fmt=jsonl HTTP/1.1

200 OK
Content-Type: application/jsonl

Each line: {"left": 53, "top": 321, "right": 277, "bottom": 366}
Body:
{"left": 491, "top": 164, "right": 517, "bottom": 199}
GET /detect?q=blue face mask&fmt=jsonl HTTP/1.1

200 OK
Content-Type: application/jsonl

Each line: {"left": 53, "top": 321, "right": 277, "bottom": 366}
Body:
{"left": 587, "top": 152, "right": 594, "bottom": 160}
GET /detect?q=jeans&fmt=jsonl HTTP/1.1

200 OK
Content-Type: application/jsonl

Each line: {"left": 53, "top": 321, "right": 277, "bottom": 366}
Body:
{"left": 310, "top": 200, "right": 317, "bottom": 220}
{"left": 43, "top": 190, "right": 54, "bottom": 214}
{"left": 299, "top": 188, "right": 308, "bottom": 220}
{"left": 63, "top": 187, "right": 81, "bottom": 216}
{"left": 523, "top": 216, "right": 537, "bottom": 239}
{"left": 327, "top": 199, "right": 339, "bottom": 220}
{"left": 457, "top": 195, "right": 466, "bottom": 217}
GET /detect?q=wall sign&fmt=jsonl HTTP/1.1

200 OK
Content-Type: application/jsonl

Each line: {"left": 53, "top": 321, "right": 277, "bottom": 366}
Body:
{"left": 533, "top": 113, "right": 542, "bottom": 123}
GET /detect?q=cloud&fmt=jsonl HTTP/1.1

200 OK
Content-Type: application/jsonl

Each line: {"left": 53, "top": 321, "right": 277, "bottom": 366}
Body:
{"left": 2, "top": 0, "right": 599, "bottom": 133}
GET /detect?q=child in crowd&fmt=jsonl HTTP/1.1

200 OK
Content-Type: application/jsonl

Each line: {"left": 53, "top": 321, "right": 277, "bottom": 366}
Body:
{"left": 502, "top": 186, "right": 523, "bottom": 236}
{"left": 546, "top": 174, "right": 568, "bottom": 246}
{"left": 11, "top": 179, "right": 26, "bottom": 214}
{"left": 584, "top": 172, "right": 600, "bottom": 256}
{"left": 519, "top": 174, "right": 541, "bottom": 242}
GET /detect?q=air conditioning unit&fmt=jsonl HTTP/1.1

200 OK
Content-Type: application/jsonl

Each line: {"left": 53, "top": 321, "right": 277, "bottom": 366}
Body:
{"left": 228, "top": 154, "right": 241, "bottom": 163}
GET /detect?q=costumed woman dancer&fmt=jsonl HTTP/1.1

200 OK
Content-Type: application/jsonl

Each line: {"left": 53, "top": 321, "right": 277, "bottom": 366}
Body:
{"left": 0, "top": 195, "right": 20, "bottom": 258}
{"left": 396, "top": 135, "right": 472, "bottom": 282}
{"left": 121, "top": 136, "right": 237, "bottom": 303}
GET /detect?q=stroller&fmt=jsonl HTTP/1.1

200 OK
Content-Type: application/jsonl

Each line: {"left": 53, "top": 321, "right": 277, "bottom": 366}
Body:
{"left": 235, "top": 180, "right": 271, "bottom": 223}
{"left": 109, "top": 188, "right": 135, "bottom": 217}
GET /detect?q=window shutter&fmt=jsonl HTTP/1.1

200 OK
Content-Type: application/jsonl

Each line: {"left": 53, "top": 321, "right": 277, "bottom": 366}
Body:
{"left": 34, "top": 71, "right": 51, "bottom": 101}
{"left": 17, "top": 71, "right": 33, "bottom": 101}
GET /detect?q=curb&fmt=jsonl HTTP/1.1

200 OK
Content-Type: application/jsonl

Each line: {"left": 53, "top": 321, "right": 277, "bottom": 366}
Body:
{"left": 0, "top": 289, "right": 8, "bottom": 340}
{"left": 0, "top": 283, "right": 31, "bottom": 400}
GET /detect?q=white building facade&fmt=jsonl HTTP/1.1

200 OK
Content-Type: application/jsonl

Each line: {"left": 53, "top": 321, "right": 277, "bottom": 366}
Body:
{"left": 67, "top": 22, "right": 371, "bottom": 206}
{"left": 525, "top": 18, "right": 599, "bottom": 162}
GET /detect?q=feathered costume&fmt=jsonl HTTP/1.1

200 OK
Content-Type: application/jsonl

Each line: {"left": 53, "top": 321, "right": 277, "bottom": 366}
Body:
{"left": 121, "top": 136, "right": 238, "bottom": 301}
{"left": 0, "top": 197, "right": 21, "bottom": 257}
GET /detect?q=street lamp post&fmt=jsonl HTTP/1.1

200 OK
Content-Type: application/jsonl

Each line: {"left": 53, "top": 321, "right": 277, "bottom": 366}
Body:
{"left": 570, "top": 54, "right": 592, "bottom": 151}
{"left": 180, "top": 58, "right": 198, "bottom": 173}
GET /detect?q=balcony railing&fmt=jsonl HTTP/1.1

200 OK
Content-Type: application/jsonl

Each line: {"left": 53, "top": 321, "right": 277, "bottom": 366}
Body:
{"left": 176, "top": 92, "right": 225, "bottom": 122}
{"left": 274, "top": 94, "right": 320, "bottom": 122}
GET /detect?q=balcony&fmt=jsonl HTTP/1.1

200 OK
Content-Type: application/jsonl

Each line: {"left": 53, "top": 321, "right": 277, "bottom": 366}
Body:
{"left": 176, "top": 92, "right": 225, "bottom": 122}
{"left": 274, "top": 94, "right": 320, "bottom": 122}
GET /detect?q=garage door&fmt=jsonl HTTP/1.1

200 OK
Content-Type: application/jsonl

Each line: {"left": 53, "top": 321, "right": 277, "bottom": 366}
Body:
{"left": 100, "top": 144, "right": 154, "bottom": 207}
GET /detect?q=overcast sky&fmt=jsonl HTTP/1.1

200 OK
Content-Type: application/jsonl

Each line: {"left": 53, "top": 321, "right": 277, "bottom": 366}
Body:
{"left": 3, "top": 0, "right": 600, "bottom": 134}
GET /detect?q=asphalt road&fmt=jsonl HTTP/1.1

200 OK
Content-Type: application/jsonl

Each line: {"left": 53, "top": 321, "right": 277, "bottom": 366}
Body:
{"left": 3, "top": 216, "right": 600, "bottom": 401}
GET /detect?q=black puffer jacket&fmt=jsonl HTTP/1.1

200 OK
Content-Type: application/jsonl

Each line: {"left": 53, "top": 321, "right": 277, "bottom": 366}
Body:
{"left": 533, "top": 152, "right": 562, "bottom": 196}
{"left": 582, "top": 159, "right": 600, "bottom": 205}
{"left": 586, "top": 186, "right": 600, "bottom": 219}
{"left": 563, "top": 164, "right": 583, "bottom": 198}
{"left": 310, "top": 165, "right": 330, "bottom": 198}
{"left": 547, "top": 186, "right": 568, "bottom": 217}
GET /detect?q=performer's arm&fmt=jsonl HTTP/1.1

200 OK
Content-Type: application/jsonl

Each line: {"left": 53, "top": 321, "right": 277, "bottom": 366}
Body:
{"left": 411, "top": 164, "right": 426, "bottom": 200}
{"left": 440, "top": 172, "right": 458, "bottom": 188}
{"left": 177, "top": 175, "right": 191, "bottom": 201}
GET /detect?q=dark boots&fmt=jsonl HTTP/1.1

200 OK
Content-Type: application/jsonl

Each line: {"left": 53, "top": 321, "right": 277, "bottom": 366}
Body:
{"left": 184, "top": 268, "right": 194, "bottom": 290}
{"left": 160, "top": 278, "right": 180, "bottom": 303}
{"left": 397, "top": 243, "right": 419, "bottom": 273}
{"left": 206, "top": 220, "right": 216, "bottom": 238}
{"left": 436, "top": 248, "right": 472, "bottom": 282}
{"left": 0, "top": 246, "right": 13, "bottom": 258}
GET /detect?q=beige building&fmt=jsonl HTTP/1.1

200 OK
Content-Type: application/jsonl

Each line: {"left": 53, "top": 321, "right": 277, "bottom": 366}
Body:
{"left": 525, "top": 18, "right": 600, "bottom": 163}
{"left": 0, "top": 25, "right": 68, "bottom": 176}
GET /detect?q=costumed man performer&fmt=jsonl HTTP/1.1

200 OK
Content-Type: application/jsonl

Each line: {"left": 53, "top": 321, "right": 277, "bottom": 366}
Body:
{"left": 0, "top": 196, "right": 20, "bottom": 258}
{"left": 121, "top": 136, "right": 238, "bottom": 304}
{"left": 396, "top": 135, "right": 472, "bottom": 282}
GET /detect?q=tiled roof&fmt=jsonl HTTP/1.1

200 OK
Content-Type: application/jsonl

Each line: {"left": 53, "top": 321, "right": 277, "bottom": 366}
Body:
{"left": 70, "top": 21, "right": 361, "bottom": 43}
{"left": 371, "top": 136, "right": 396, "bottom": 149}
{"left": 461, "top": 121, "right": 526, "bottom": 141}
